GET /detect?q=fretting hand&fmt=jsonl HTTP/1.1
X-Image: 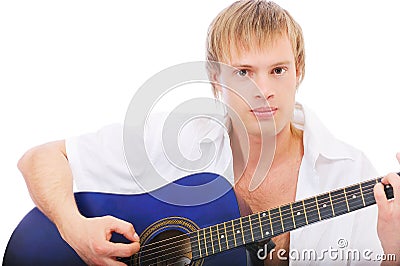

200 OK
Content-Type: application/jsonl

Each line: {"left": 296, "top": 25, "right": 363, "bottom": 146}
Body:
{"left": 374, "top": 153, "right": 400, "bottom": 264}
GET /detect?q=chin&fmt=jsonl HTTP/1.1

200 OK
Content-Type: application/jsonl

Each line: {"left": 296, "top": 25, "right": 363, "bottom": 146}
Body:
{"left": 244, "top": 121, "right": 277, "bottom": 138}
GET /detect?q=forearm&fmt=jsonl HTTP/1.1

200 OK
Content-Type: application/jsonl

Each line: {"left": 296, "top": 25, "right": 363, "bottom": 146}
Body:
{"left": 18, "top": 140, "right": 140, "bottom": 264}
{"left": 380, "top": 248, "right": 400, "bottom": 265}
{"left": 18, "top": 140, "right": 83, "bottom": 235}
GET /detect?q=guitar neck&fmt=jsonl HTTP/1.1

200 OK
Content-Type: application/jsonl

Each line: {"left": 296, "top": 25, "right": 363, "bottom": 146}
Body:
{"left": 190, "top": 174, "right": 396, "bottom": 260}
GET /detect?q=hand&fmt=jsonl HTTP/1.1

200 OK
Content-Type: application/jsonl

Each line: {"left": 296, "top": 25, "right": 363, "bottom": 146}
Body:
{"left": 374, "top": 153, "right": 400, "bottom": 262}
{"left": 59, "top": 214, "right": 140, "bottom": 265}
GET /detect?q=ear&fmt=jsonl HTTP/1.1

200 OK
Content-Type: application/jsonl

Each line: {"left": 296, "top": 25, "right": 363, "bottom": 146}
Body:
{"left": 295, "top": 70, "right": 302, "bottom": 90}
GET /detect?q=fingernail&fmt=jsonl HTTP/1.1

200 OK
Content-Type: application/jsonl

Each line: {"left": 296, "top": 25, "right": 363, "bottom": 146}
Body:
{"left": 134, "top": 232, "right": 140, "bottom": 241}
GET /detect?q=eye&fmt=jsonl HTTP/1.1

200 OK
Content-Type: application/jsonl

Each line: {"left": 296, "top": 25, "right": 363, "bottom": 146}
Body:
{"left": 236, "top": 69, "right": 248, "bottom": 77}
{"left": 272, "top": 67, "right": 287, "bottom": 75}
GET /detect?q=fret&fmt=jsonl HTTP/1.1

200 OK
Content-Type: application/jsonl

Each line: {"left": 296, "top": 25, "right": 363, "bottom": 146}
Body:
{"left": 223, "top": 222, "right": 229, "bottom": 250}
{"left": 190, "top": 232, "right": 200, "bottom": 260}
{"left": 197, "top": 229, "right": 205, "bottom": 258}
{"left": 316, "top": 193, "right": 333, "bottom": 220}
{"left": 209, "top": 226, "right": 216, "bottom": 254}
{"left": 269, "top": 207, "right": 283, "bottom": 235}
{"left": 232, "top": 220, "right": 237, "bottom": 247}
{"left": 280, "top": 204, "right": 295, "bottom": 232}
{"left": 218, "top": 223, "right": 228, "bottom": 252}
{"left": 197, "top": 230, "right": 202, "bottom": 258}
{"left": 328, "top": 192, "right": 335, "bottom": 217}
{"left": 232, "top": 218, "right": 244, "bottom": 246}
{"left": 303, "top": 197, "right": 320, "bottom": 224}
{"left": 245, "top": 215, "right": 256, "bottom": 242}
{"left": 239, "top": 218, "right": 245, "bottom": 244}
{"left": 330, "top": 188, "right": 348, "bottom": 216}
{"left": 292, "top": 201, "right": 307, "bottom": 228}
{"left": 229, "top": 220, "right": 237, "bottom": 248}
{"left": 280, "top": 206, "right": 285, "bottom": 232}
{"left": 268, "top": 210, "right": 274, "bottom": 235}
{"left": 302, "top": 200, "right": 308, "bottom": 225}
{"left": 359, "top": 183, "right": 366, "bottom": 207}
{"left": 362, "top": 179, "right": 379, "bottom": 206}
{"left": 290, "top": 203, "right": 296, "bottom": 228}
{"left": 258, "top": 213, "right": 264, "bottom": 239}
{"left": 315, "top": 196, "right": 321, "bottom": 221}
{"left": 203, "top": 229, "right": 208, "bottom": 257}
{"left": 346, "top": 184, "right": 364, "bottom": 212}
{"left": 343, "top": 188, "right": 350, "bottom": 212}
{"left": 259, "top": 211, "right": 272, "bottom": 237}
{"left": 216, "top": 224, "right": 222, "bottom": 253}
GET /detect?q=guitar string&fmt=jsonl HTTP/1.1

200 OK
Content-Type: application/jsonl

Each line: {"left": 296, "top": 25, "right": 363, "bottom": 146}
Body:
{"left": 129, "top": 190, "right": 384, "bottom": 266}
{"left": 122, "top": 178, "right": 384, "bottom": 258}
{"left": 119, "top": 180, "right": 388, "bottom": 264}
{"left": 132, "top": 195, "right": 381, "bottom": 266}
{"left": 126, "top": 184, "right": 391, "bottom": 266}
{"left": 121, "top": 180, "right": 388, "bottom": 264}
{"left": 124, "top": 180, "right": 388, "bottom": 264}
{"left": 122, "top": 177, "right": 383, "bottom": 257}
{"left": 122, "top": 191, "right": 378, "bottom": 265}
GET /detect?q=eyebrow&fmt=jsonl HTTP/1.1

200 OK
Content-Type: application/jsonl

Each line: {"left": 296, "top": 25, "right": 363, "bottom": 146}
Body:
{"left": 230, "top": 60, "right": 292, "bottom": 69}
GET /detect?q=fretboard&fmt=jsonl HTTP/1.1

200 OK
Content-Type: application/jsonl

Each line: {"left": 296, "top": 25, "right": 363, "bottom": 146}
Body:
{"left": 190, "top": 175, "right": 396, "bottom": 260}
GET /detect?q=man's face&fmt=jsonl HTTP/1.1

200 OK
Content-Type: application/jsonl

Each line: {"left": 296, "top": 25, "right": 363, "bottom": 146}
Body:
{"left": 216, "top": 34, "right": 299, "bottom": 138}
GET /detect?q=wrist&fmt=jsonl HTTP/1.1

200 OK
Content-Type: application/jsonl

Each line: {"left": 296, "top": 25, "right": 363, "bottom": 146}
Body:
{"left": 382, "top": 246, "right": 400, "bottom": 263}
{"left": 55, "top": 208, "right": 85, "bottom": 242}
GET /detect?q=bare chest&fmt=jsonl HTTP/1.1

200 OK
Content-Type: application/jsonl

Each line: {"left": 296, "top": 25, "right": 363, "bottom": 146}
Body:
{"left": 234, "top": 162, "right": 301, "bottom": 264}
{"left": 235, "top": 166, "right": 299, "bottom": 213}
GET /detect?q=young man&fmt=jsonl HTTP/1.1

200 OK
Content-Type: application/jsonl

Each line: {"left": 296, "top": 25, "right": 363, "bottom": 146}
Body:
{"left": 17, "top": 1, "right": 400, "bottom": 265}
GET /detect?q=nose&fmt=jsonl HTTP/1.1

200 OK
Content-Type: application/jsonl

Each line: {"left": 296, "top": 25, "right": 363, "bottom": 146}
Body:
{"left": 253, "top": 74, "right": 274, "bottom": 101}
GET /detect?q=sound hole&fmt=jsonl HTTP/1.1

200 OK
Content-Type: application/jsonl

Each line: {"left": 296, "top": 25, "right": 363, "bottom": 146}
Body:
{"left": 138, "top": 229, "right": 192, "bottom": 266}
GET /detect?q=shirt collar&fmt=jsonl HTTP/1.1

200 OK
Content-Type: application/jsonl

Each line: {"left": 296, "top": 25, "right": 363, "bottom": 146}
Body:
{"left": 293, "top": 102, "right": 356, "bottom": 169}
{"left": 194, "top": 102, "right": 357, "bottom": 170}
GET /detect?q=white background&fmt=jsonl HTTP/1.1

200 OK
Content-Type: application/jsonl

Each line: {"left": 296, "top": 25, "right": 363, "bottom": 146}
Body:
{"left": 1, "top": 0, "right": 399, "bottom": 261}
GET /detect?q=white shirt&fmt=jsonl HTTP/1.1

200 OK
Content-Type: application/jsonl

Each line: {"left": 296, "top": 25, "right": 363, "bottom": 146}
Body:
{"left": 66, "top": 103, "right": 384, "bottom": 265}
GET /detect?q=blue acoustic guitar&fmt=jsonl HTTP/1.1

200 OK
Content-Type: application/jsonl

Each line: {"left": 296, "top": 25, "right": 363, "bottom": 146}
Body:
{"left": 3, "top": 172, "right": 395, "bottom": 265}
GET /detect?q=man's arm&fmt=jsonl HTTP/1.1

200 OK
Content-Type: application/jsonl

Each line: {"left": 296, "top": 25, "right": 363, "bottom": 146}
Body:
{"left": 18, "top": 140, "right": 140, "bottom": 265}
{"left": 374, "top": 153, "right": 400, "bottom": 265}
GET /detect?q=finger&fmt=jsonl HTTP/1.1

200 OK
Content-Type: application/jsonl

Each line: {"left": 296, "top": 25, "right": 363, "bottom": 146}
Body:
{"left": 380, "top": 172, "right": 399, "bottom": 184}
{"left": 383, "top": 172, "right": 400, "bottom": 200}
{"left": 396, "top": 152, "right": 400, "bottom": 164}
{"left": 374, "top": 183, "right": 388, "bottom": 210}
{"left": 104, "top": 256, "right": 131, "bottom": 266}
{"left": 106, "top": 241, "right": 140, "bottom": 258}
{"left": 107, "top": 216, "right": 140, "bottom": 242}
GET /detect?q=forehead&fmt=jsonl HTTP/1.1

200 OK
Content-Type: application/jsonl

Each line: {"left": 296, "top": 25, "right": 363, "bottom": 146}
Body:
{"left": 226, "top": 34, "right": 295, "bottom": 67}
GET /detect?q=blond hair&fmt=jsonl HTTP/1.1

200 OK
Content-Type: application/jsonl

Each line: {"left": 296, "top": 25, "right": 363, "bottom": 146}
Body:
{"left": 206, "top": 0, "right": 305, "bottom": 92}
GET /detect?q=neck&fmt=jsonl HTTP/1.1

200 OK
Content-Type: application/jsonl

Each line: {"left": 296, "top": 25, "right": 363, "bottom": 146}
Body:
{"left": 274, "top": 122, "right": 303, "bottom": 163}
{"left": 230, "top": 122, "right": 303, "bottom": 187}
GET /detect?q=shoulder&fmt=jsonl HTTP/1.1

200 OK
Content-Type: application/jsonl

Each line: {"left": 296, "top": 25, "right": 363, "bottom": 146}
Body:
{"left": 296, "top": 103, "right": 377, "bottom": 182}
{"left": 65, "top": 123, "right": 123, "bottom": 157}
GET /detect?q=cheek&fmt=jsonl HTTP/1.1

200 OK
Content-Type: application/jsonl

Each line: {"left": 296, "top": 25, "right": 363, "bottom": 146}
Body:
{"left": 289, "top": 71, "right": 299, "bottom": 89}
{"left": 277, "top": 76, "right": 298, "bottom": 100}
{"left": 221, "top": 90, "right": 249, "bottom": 114}
{"left": 281, "top": 71, "right": 297, "bottom": 85}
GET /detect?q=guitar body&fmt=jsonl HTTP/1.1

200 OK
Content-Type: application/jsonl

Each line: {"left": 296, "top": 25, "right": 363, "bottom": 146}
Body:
{"left": 3, "top": 173, "right": 248, "bottom": 265}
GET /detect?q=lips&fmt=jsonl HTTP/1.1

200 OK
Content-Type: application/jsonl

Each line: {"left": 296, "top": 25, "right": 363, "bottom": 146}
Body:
{"left": 251, "top": 107, "right": 277, "bottom": 119}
